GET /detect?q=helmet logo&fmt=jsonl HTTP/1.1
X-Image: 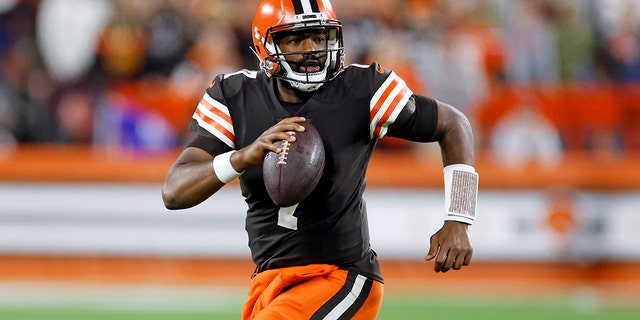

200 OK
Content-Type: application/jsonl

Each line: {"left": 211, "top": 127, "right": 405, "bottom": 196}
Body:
{"left": 294, "top": 13, "right": 324, "bottom": 21}
{"left": 292, "top": 0, "right": 321, "bottom": 15}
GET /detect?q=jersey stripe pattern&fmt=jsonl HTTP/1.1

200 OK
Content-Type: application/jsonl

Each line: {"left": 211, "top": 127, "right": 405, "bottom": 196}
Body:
{"left": 192, "top": 89, "right": 236, "bottom": 148}
{"left": 310, "top": 272, "right": 374, "bottom": 320}
{"left": 369, "top": 71, "right": 413, "bottom": 139}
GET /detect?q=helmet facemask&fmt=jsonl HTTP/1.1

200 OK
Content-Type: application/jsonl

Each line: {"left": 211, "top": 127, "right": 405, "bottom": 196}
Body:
{"left": 262, "top": 22, "right": 344, "bottom": 92}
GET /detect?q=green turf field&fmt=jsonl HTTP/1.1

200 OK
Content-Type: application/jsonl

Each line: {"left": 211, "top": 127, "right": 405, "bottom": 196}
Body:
{"left": 1, "top": 285, "right": 638, "bottom": 320}
{"left": 2, "top": 299, "right": 639, "bottom": 320}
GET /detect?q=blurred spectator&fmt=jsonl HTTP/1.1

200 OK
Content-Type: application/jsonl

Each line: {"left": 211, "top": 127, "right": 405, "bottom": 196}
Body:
{"left": 410, "top": 0, "right": 492, "bottom": 114}
{"left": 0, "top": 0, "right": 638, "bottom": 156}
{"left": 490, "top": 93, "right": 564, "bottom": 168}
{"left": 587, "top": 0, "right": 640, "bottom": 82}
{"left": 95, "top": 2, "right": 146, "bottom": 80}
{"left": 493, "top": 0, "right": 559, "bottom": 83}
{"left": 55, "top": 87, "right": 95, "bottom": 144}
{"left": 0, "top": 87, "right": 17, "bottom": 154}
{"left": 170, "top": 21, "right": 243, "bottom": 100}
{"left": 340, "top": 9, "right": 384, "bottom": 65}
{"left": 551, "top": 0, "right": 596, "bottom": 81}
{"left": 141, "top": 3, "right": 193, "bottom": 77}
{"left": 0, "top": 1, "right": 58, "bottom": 143}
{"left": 36, "top": 0, "right": 113, "bottom": 83}
{"left": 606, "top": 1, "right": 640, "bottom": 82}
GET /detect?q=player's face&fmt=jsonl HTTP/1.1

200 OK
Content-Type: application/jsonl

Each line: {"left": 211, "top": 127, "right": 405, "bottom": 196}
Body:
{"left": 276, "top": 29, "right": 329, "bottom": 73}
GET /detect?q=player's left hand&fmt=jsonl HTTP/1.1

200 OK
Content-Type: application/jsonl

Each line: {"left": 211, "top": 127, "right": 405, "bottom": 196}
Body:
{"left": 425, "top": 221, "right": 473, "bottom": 273}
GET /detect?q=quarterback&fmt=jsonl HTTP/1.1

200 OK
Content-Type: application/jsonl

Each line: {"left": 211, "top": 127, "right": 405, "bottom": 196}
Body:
{"left": 162, "top": 0, "right": 479, "bottom": 319}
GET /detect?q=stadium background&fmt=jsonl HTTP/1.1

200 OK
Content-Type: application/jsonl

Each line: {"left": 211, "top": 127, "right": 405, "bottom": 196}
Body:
{"left": 1, "top": 0, "right": 639, "bottom": 318}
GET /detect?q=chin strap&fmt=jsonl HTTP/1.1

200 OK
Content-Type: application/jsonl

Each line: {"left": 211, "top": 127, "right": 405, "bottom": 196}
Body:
{"left": 287, "top": 79, "right": 324, "bottom": 92}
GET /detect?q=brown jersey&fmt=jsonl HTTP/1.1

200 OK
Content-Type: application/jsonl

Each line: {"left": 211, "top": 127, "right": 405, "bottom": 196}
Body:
{"left": 190, "top": 62, "right": 437, "bottom": 281}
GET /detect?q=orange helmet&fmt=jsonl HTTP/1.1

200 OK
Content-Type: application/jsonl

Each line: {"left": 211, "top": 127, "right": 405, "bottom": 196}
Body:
{"left": 252, "top": 0, "right": 344, "bottom": 91}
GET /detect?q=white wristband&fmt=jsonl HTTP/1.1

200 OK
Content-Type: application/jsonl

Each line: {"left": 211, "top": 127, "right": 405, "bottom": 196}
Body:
{"left": 213, "top": 151, "right": 243, "bottom": 184}
{"left": 443, "top": 164, "right": 478, "bottom": 225}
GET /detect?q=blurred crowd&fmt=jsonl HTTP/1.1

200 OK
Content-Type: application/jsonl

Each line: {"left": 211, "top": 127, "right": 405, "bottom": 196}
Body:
{"left": 0, "top": 0, "right": 639, "bottom": 166}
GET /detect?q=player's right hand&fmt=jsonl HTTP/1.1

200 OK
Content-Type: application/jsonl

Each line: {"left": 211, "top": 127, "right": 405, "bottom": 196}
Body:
{"left": 235, "top": 117, "right": 307, "bottom": 169}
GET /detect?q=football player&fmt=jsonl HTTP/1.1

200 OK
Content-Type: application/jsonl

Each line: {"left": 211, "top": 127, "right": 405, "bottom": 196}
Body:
{"left": 162, "top": 0, "right": 479, "bottom": 319}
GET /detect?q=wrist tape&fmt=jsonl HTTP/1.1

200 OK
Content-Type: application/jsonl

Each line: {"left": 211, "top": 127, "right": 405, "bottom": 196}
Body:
{"left": 213, "top": 151, "right": 243, "bottom": 183}
{"left": 444, "top": 164, "right": 478, "bottom": 225}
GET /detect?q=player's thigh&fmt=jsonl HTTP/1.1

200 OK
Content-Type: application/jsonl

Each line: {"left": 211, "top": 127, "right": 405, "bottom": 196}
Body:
{"left": 347, "top": 279, "right": 383, "bottom": 320}
{"left": 254, "top": 270, "right": 383, "bottom": 320}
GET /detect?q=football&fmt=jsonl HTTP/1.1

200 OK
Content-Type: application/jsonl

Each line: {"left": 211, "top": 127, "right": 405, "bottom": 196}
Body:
{"left": 263, "top": 121, "right": 325, "bottom": 207}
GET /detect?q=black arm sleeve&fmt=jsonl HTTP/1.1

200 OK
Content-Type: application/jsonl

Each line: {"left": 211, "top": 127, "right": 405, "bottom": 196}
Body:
{"left": 386, "top": 94, "right": 439, "bottom": 142}
{"left": 186, "top": 134, "right": 233, "bottom": 157}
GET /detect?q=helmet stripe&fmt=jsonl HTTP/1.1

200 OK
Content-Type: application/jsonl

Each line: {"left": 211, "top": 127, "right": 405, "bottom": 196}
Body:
{"left": 308, "top": 0, "right": 320, "bottom": 12}
{"left": 292, "top": 0, "right": 320, "bottom": 14}
{"left": 291, "top": 0, "right": 304, "bottom": 14}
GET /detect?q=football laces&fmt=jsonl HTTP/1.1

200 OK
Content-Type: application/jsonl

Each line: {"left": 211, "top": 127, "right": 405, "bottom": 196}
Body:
{"left": 277, "top": 135, "right": 293, "bottom": 165}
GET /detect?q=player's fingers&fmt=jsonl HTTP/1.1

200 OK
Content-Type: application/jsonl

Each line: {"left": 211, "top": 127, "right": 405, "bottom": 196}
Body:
{"left": 268, "top": 118, "right": 305, "bottom": 134}
{"left": 451, "top": 248, "right": 472, "bottom": 271}
{"left": 433, "top": 258, "right": 442, "bottom": 273}
{"left": 452, "top": 252, "right": 464, "bottom": 270}
{"left": 444, "top": 246, "right": 462, "bottom": 272}
{"left": 425, "top": 234, "right": 439, "bottom": 261}
{"left": 279, "top": 116, "right": 306, "bottom": 123}
{"left": 434, "top": 239, "right": 454, "bottom": 272}
{"left": 435, "top": 247, "right": 450, "bottom": 272}
{"left": 264, "top": 132, "right": 296, "bottom": 148}
{"left": 462, "top": 250, "right": 473, "bottom": 266}
{"left": 252, "top": 133, "right": 291, "bottom": 156}
{"left": 269, "top": 124, "right": 304, "bottom": 136}
{"left": 246, "top": 142, "right": 278, "bottom": 163}
{"left": 278, "top": 117, "right": 306, "bottom": 131}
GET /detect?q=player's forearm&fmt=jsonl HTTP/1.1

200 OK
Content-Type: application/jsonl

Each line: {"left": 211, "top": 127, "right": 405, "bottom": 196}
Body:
{"left": 162, "top": 161, "right": 224, "bottom": 209}
{"left": 436, "top": 103, "right": 475, "bottom": 167}
{"left": 436, "top": 105, "right": 478, "bottom": 226}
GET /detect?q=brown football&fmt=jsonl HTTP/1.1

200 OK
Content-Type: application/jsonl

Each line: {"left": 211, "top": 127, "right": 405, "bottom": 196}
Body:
{"left": 263, "top": 121, "right": 325, "bottom": 207}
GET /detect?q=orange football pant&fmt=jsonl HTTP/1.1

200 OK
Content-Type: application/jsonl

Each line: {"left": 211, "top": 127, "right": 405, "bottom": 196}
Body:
{"left": 242, "top": 264, "right": 384, "bottom": 320}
